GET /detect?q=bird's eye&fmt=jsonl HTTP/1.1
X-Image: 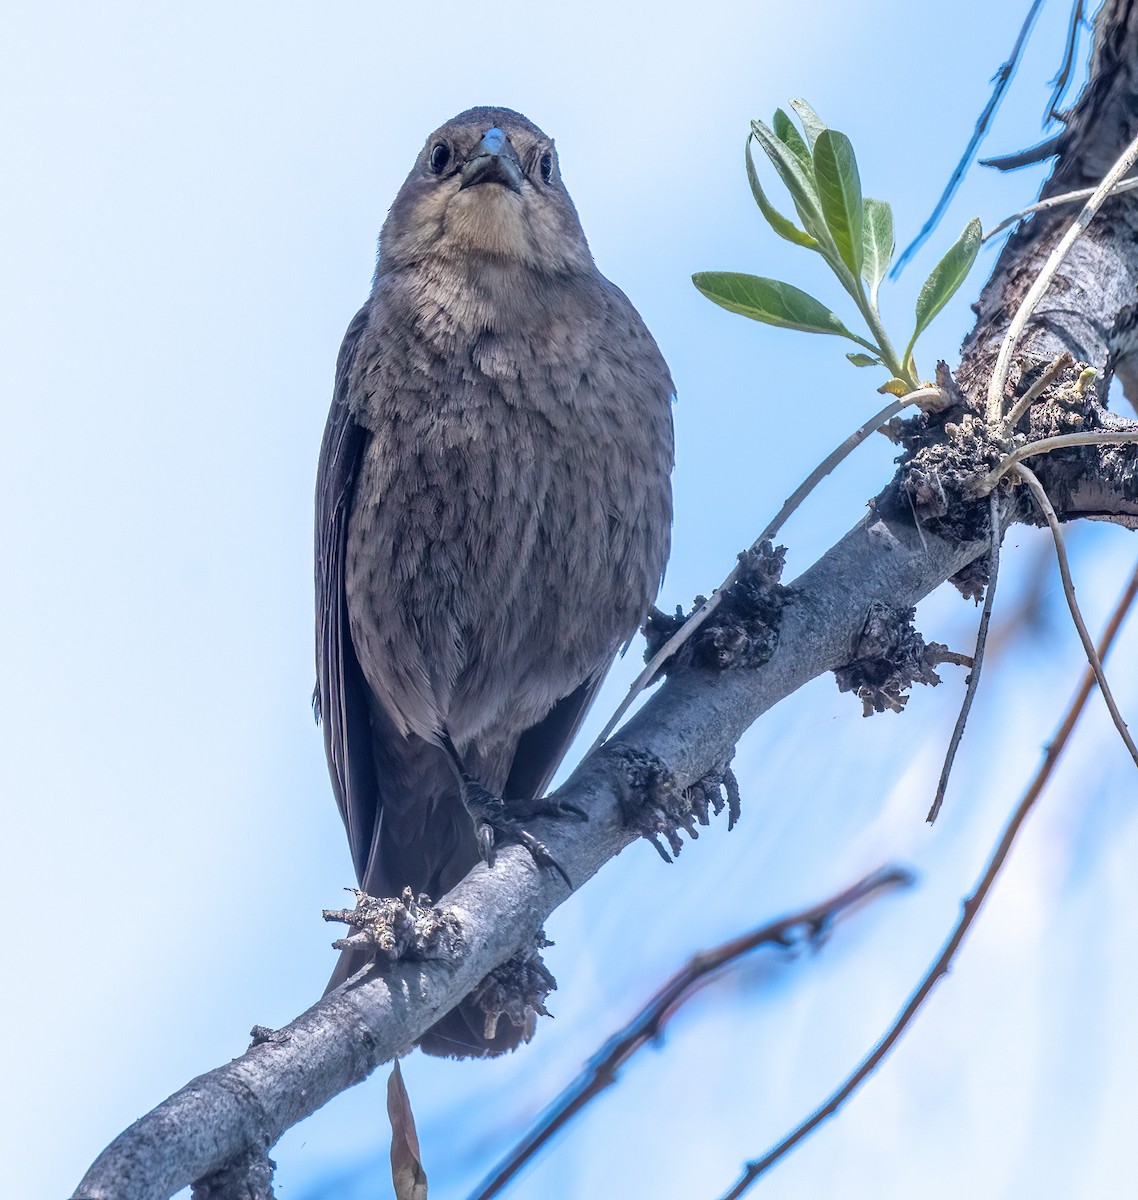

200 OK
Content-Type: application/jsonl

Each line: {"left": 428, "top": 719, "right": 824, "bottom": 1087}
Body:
{"left": 539, "top": 152, "right": 554, "bottom": 183}
{"left": 429, "top": 143, "right": 451, "bottom": 174}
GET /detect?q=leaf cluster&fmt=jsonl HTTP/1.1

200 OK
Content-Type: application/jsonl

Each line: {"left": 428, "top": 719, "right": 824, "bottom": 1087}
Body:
{"left": 694, "top": 100, "right": 982, "bottom": 393}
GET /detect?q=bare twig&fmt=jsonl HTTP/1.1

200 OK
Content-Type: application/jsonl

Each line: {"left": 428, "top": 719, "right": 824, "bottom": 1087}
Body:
{"left": 980, "top": 134, "right": 1063, "bottom": 172}
{"left": 1045, "top": 0, "right": 1087, "bottom": 122}
{"left": 927, "top": 492, "right": 1002, "bottom": 824}
{"left": 999, "top": 352, "right": 1074, "bottom": 432}
{"left": 1015, "top": 464, "right": 1138, "bottom": 768}
{"left": 468, "top": 868, "right": 914, "bottom": 1200}
{"left": 986, "top": 129, "right": 1138, "bottom": 427}
{"left": 981, "top": 177, "right": 1138, "bottom": 244}
{"left": 933, "top": 649, "right": 975, "bottom": 669}
{"left": 972, "top": 428, "right": 1138, "bottom": 497}
{"left": 891, "top": 0, "right": 1047, "bottom": 277}
{"left": 589, "top": 388, "right": 947, "bottom": 754}
{"left": 718, "top": 556, "right": 1138, "bottom": 1199}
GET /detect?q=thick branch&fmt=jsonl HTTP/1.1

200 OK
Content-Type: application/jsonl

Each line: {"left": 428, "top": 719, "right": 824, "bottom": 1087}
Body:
{"left": 75, "top": 500, "right": 987, "bottom": 1200}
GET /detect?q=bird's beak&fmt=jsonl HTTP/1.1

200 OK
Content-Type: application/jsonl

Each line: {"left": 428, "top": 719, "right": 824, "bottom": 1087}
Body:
{"left": 460, "top": 127, "right": 523, "bottom": 193}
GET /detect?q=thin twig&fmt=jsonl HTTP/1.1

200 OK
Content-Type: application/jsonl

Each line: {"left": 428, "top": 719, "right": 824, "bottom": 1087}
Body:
{"left": 718, "top": 557, "right": 1138, "bottom": 1199}
{"left": 985, "top": 129, "right": 1138, "bottom": 426}
{"left": 927, "top": 492, "right": 1002, "bottom": 824}
{"left": 467, "top": 868, "right": 914, "bottom": 1200}
{"left": 891, "top": 0, "right": 1046, "bottom": 278}
{"left": 933, "top": 649, "right": 975, "bottom": 669}
{"left": 588, "top": 388, "right": 947, "bottom": 754}
{"left": 999, "top": 352, "right": 1074, "bottom": 433}
{"left": 1045, "top": 0, "right": 1086, "bottom": 123}
{"left": 1015, "top": 464, "right": 1138, "bottom": 768}
{"left": 981, "top": 177, "right": 1138, "bottom": 244}
{"left": 980, "top": 134, "right": 1063, "bottom": 172}
{"left": 972, "top": 428, "right": 1138, "bottom": 497}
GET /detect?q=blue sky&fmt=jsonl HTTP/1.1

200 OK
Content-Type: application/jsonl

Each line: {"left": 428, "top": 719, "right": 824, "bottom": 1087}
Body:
{"left": 4, "top": 2, "right": 1137, "bottom": 1198}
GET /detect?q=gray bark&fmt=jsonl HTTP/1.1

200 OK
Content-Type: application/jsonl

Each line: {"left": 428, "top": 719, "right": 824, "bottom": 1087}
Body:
{"left": 73, "top": 2, "right": 1138, "bottom": 1196}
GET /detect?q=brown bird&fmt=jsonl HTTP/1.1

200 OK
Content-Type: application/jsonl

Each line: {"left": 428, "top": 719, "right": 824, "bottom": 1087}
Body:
{"left": 314, "top": 106, "right": 673, "bottom": 1056}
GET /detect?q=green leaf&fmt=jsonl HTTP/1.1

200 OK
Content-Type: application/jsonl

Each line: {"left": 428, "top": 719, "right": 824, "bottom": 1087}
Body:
{"left": 878, "top": 377, "right": 913, "bottom": 397}
{"left": 861, "top": 198, "right": 894, "bottom": 305}
{"left": 906, "top": 216, "right": 983, "bottom": 360}
{"left": 846, "top": 352, "right": 882, "bottom": 367}
{"left": 813, "top": 129, "right": 864, "bottom": 275}
{"left": 693, "top": 272, "right": 870, "bottom": 345}
{"left": 746, "top": 136, "right": 818, "bottom": 248}
{"left": 789, "top": 98, "right": 827, "bottom": 149}
{"left": 750, "top": 120, "right": 830, "bottom": 247}
{"left": 772, "top": 108, "right": 812, "bottom": 172}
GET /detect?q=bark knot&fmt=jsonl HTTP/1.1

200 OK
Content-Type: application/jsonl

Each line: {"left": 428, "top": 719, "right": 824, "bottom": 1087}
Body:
{"left": 834, "top": 602, "right": 955, "bottom": 716}
{"left": 644, "top": 541, "right": 790, "bottom": 672}
{"left": 323, "top": 887, "right": 464, "bottom": 963}
{"left": 468, "top": 936, "right": 557, "bottom": 1042}
{"left": 613, "top": 746, "right": 741, "bottom": 861}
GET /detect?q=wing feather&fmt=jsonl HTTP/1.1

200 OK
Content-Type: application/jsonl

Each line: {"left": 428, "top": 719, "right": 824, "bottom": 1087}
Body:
{"left": 314, "top": 303, "right": 377, "bottom": 882}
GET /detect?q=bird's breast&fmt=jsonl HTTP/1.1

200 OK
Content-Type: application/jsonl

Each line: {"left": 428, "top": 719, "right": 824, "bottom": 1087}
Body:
{"left": 348, "top": 390, "right": 654, "bottom": 738}
{"left": 343, "top": 272, "right": 671, "bottom": 748}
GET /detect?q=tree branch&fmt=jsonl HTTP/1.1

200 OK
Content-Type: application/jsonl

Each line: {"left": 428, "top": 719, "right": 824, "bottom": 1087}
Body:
{"left": 74, "top": 492, "right": 990, "bottom": 1200}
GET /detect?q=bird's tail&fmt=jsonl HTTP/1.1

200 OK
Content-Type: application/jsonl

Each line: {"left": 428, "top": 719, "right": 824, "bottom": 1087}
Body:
{"left": 324, "top": 946, "right": 530, "bottom": 1058}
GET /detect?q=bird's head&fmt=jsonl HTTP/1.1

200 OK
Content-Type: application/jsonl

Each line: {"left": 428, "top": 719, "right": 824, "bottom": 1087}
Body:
{"left": 377, "top": 107, "right": 593, "bottom": 276}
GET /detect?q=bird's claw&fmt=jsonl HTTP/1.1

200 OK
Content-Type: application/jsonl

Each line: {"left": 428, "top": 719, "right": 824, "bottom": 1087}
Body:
{"left": 475, "top": 821, "right": 496, "bottom": 867}
{"left": 514, "top": 827, "right": 571, "bottom": 888}
{"left": 461, "top": 778, "right": 574, "bottom": 888}
{"left": 506, "top": 793, "right": 588, "bottom": 822}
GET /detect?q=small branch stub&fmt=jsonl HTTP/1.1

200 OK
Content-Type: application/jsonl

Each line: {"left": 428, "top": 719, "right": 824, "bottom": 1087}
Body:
{"left": 323, "top": 888, "right": 463, "bottom": 963}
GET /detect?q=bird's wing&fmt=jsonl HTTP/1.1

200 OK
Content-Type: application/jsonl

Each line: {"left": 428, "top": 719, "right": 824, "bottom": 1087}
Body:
{"left": 314, "top": 303, "right": 377, "bottom": 882}
{"left": 504, "top": 673, "right": 607, "bottom": 800}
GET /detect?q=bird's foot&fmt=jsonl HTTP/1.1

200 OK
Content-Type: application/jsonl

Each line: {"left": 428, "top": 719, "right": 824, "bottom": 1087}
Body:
{"left": 459, "top": 778, "right": 578, "bottom": 888}
{"left": 468, "top": 934, "right": 557, "bottom": 1042}
{"left": 615, "top": 747, "right": 741, "bottom": 862}
{"left": 323, "top": 886, "right": 462, "bottom": 963}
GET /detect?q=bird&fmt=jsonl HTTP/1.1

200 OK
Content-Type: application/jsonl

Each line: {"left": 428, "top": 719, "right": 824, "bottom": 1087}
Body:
{"left": 314, "top": 106, "right": 674, "bottom": 1057}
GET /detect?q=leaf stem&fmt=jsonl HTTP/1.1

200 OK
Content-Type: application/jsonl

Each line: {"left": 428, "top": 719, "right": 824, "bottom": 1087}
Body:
{"left": 854, "top": 277, "right": 911, "bottom": 386}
